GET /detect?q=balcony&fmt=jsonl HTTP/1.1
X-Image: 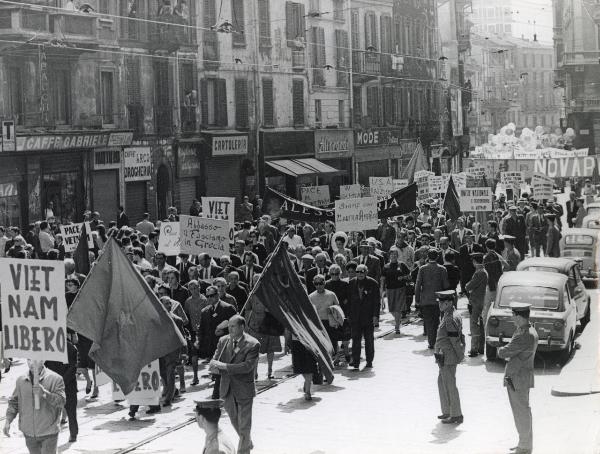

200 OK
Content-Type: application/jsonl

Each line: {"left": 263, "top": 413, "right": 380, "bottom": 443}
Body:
{"left": 180, "top": 105, "right": 197, "bottom": 133}
{"left": 148, "top": 15, "right": 191, "bottom": 52}
{"left": 0, "top": 6, "right": 50, "bottom": 39}
{"left": 570, "top": 98, "right": 600, "bottom": 112}
{"left": 292, "top": 50, "right": 305, "bottom": 71}
{"left": 563, "top": 51, "right": 600, "bottom": 66}
{"left": 154, "top": 104, "right": 173, "bottom": 137}
{"left": 50, "top": 11, "right": 99, "bottom": 44}
{"left": 352, "top": 50, "right": 380, "bottom": 81}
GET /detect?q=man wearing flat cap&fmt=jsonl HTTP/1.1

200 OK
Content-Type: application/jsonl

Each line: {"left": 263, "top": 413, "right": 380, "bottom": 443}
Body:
{"left": 545, "top": 213, "right": 561, "bottom": 258}
{"left": 498, "top": 302, "right": 538, "bottom": 454}
{"left": 501, "top": 235, "right": 521, "bottom": 271}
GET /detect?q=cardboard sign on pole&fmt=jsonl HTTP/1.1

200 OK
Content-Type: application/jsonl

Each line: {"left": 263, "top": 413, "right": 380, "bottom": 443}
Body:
{"left": 112, "top": 360, "right": 161, "bottom": 406}
{"left": 459, "top": 187, "right": 493, "bottom": 212}
{"left": 179, "top": 215, "right": 229, "bottom": 257}
{"left": 300, "top": 185, "right": 331, "bottom": 207}
{"left": 392, "top": 179, "right": 409, "bottom": 191}
{"left": 60, "top": 222, "right": 94, "bottom": 253}
{"left": 0, "top": 258, "right": 67, "bottom": 362}
{"left": 201, "top": 197, "right": 236, "bottom": 242}
{"left": 334, "top": 197, "right": 378, "bottom": 232}
{"left": 157, "top": 222, "right": 180, "bottom": 256}
{"left": 339, "top": 184, "right": 362, "bottom": 199}
{"left": 369, "top": 177, "right": 394, "bottom": 200}
{"left": 531, "top": 173, "right": 554, "bottom": 201}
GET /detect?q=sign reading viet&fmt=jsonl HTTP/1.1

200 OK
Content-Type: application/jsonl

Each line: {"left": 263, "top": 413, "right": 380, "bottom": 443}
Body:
{"left": 112, "top": 360, "right": 160, "bottom": 406}
{"left": 531, "top": 173, "right": 554, "bottom": 201}
{"left": 202, "top": 197, "right": 235, "bottom": 242}
{"left": 60, "top": 222, "right": 94, "bottom": 253}
{"left": 459, "top": 187, "right": 493, "bottom": 212}
{"left": 369, "top": 177, "right": 394, "bottom": 200}
{"left": 179, "top": 215, "right": 229, "bottom": 257}
{"left": 339, "top": 184, "right": 362, "bottom": 199}
{"left": 300, "top": 185, "right": 331, "bottom": 207}
{"left": 157, "top": 222, "right": 180, "bottom": 256}
{"left": 334, "top": 197, "right": 378, "bottom": 232}
{"left": 0, "top": 258, "right": 67, "bottom": 362}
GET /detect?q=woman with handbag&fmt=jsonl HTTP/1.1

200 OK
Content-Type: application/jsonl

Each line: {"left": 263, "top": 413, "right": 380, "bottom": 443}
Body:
{"left": 434, "top": 290, "right": 465, "bottom": 425}
{"left": 381, "top": 247, "right": 411, "bottom": 334}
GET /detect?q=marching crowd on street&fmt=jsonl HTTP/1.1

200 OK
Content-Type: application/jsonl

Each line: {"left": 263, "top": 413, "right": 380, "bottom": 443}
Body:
{"left": 2, "top": 180, "right": 588, "bottom": 454}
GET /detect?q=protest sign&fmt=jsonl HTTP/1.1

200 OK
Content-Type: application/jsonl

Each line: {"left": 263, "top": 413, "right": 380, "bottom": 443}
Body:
{"left": 180, "top": 215, "right": 229, "bottom": 257}
{"left": 531, "top": 173, "right": 554, "bottom": 201}
{"left": 369, "top": 177, "right": 394, "bottom": 200}
{"left": 157, "top": 222, "right": 180, "bottom": 256}
{"left": 392, "top": 179, "right": 409, "bottom": 191}
{"left": 300, "top": 185, "right": 331, "bottom": 207}
{"left": 201, "top": 197, "right": 235, "bottom": 242}
{"left": 416, "top": 171, "right": 434, "bottom": 200}
{"left": 501, "top": 171, "right": 523, "bottom": 187}
{"left": 459, "top": 187, "right": 492, "bottom": 212}
{"left": 0, "top": 258, "right": 67, "bottom": 362}
{"left": 112, "top": 360, "right": 160, "bottom": 406}
{"left": 465, "top": 166, "right": 486, "bottom": 179}
{"left": 450, "top": 173, "right": 467, "bottom": 189}
{"left": 334, "top": 197, "right": 378, "bottom": 232}
{"left": 339, "top": 184, "right": 362, "bottom": 199}
{"left": 59, "top": 222, "right": 94, "bottom": 253}
{"left": 428, "top": 175, "right": 446, "bottom": 195}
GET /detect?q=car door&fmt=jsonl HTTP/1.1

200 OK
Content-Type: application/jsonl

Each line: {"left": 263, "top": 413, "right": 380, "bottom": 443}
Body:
{"left": 564, "top": 284, "right": 577, "bottom": 338}
{"left": 568, "top": 265, "right": 587, "bottom": 320}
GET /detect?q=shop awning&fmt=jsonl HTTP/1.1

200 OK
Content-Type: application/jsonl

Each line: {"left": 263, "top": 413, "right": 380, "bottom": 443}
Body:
{"left": 266, "top": 158, "right": 345, "bottom": 177}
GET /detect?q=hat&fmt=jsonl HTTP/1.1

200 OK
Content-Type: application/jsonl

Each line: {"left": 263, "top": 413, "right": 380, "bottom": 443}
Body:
{"left": 509, "top": 302, "right": 531, "bottom": 316}
{"left": 500, "top": 234, "right": 515, "bottom": 241}
{"left": 544, "top": 213, "right": 556, "bottom": 221}
{"left": 359, "top": 240, "right": 370, "bottom": 248}
{"left": 194, "top": 399, "right": 224, "bottom": 410}
{"left": 301, "top": 254, "right": 315, "bottom": 261}
{"left": 436, "top": 290, "right": 456, "bottom": 300}
{"left": 470, "top": 252, "right": 484, "bottom": 262}
{"left": 464, "top": 231, "right": 475, "bottom": 237}
{"left": 508, "top": 205, "right": 517, "bottom": 211}
{"left": 422, "top": 202, "right": 430, "bottom": 208}
{"left": 421, "top": 223, "right": 432, "bottom": 229}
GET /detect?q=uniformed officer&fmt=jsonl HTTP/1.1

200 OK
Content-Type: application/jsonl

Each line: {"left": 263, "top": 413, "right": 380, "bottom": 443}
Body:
{"left": 434, "top": 290, "right": 465, "bottom": 424}
{"left": 498, "top": 302, "right": 539, "bottom": 454}
{"left": 194, "top": 399, "right": 237, "bottom": 454}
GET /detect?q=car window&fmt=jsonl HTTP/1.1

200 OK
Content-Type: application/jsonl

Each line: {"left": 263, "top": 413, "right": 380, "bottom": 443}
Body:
{"left": 588, "top": 207, "right": 600, "bottom": 216}
{"left": 498, "top": 285, "right": 560, "bottom": 310}
{"left": 564, "top": 234, "right": 594, "bottom": 246}
{"left": 586, "top": 219, "right": 600, "bottom": 229}
{"left": 521, "top": 266, "right": 558, "bottom": 273}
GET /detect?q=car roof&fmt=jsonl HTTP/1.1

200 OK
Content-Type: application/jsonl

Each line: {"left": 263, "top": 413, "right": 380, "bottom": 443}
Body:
{"left": 587, "top": 202, "right": 600, "bottom": 208}
{"left": 517, "top": 257, "right": 576, "bottom": 273}
{"left": 563, "top": 228, "right": 600, "bottom": 237}
{"left": 498, "top": 271, "right": 568, "bottom": 288}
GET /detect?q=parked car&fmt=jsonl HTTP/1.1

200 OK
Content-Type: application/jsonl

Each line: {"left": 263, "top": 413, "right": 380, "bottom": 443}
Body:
{"left": 585, "top": 201, "right": 600, "bottom": 217}
{"left": 516, "top": 257, "right": 591, "bottom": 329}
{"left": 560, "top": 228, "right": 600, "bottom": 288}
{"left": 485, "top": 271, "right": 578, "bottom": 364}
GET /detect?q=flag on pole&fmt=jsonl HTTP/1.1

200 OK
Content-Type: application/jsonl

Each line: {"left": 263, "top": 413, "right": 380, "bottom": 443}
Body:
{"left": 443, "top": 176, "right": 461, "bottom": 221}
{"left": 377, "top": 183, "right": 418, "bottom": 218}
{"left": 67, "top": 237, "right": 186, "bottom": 394}
{"left": 73, "top": 223, "right": 90, "bottom": 275}
{"left": 401, "top": 141, "right": 429, "bottom": 184}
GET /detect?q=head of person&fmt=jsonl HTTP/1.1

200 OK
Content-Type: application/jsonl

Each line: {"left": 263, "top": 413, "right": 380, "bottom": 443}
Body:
{"left": 187, "top": 279, "right": 200, "bottom": 296}
{"left": 227, "top": 271, "right": 240, "bottom": 288}
{"left": 324, "top": 221, "right": 334, "bottom": 234}
{"left": 465, "top": 232, "right": 474, "bottom": 245}
{"left": 195, "top": 403, "right": 222, "bottom": 431}
{"left": 228, "top": 314, "right": 246, "bottom": 338}
{"left": 388, "top": 247, "right": 399, "bottom": 263}
{"left": 335, "top": 236, "right": 346, "bottom": 251}
{"left": 334, "top": 253, "right": 346, "bottom": 269}
{"left": 509, "top": 206, "right": 517, "bottom": 218}
{"left": 188, "top": 266, "right": 198, "bottom": 282}
{"left": 346, "top": 261, "right": 358, "bottom": 279}
{"left": 243, "top": 252, "right": 256, "bottom": 266}
{"left": 427, "top": 249, "right": 439, "bottom": 262}
{"left": 198, "top": 253, "right": 211, "bottom": 268}
{"left": 205, "top": 285, "right": 219, "bottom": 304}
{"left": 313, "top": 274, "right": 326, "bottom": 293}
{"left": 154, "top": 252, "right": 166, "bottom": 267}
{"left": 487, "top": 220, "right": 498, "bottom": 233}
{"left": 286, "top": 226, "right": 296, "bottom": 238}
{"left": 433, "top": 229, "right": 442, "bottom": 242}
{"left": 65, "top": 277, "right": 80, "bottom": 294}
{"left": 356, "top": 264, "right": 368, "bottom": 280}
{"left": 456, "top": 218, "right": 464, "bottom": 230}
{"left": 179, "top": 253, "right": 190, "bottom": 263}
{"left": 294, "top": 244, "right": 306, "bottom": 259}
{"left": 437, "top": 293, "right": 454, "bottom": 314}
{"left": 315, "top": 252, "right": 327, "bottom": 269}
{"left": 160, "top": 267, "right": 170, "bottom": 284}
{"left": 407, "top": 230, "right": 416, "bottom": 243}
{"left": 359, "top": 241, "right": 370, "bottom": 257}
{"left": 511, "top": 303, "right": 530, "bottom": 328}
{"left": 439, "top": 237, "right": 449, "bottom": 250}
{"left": 28, "top": 359, "right": 44, "bottom": 375}
{"left": 302, "top": 254, "right": 315, "bottom": 269}
{"left": 157, "top": 284, "right": 170, "bottom": 298}
{"left": 214, "top": 277, "right": 227, "bottom": 296}
{"left": 471, "top": 252, "right": 484, "bottom": 267}
{"left": 570, "top": 191, "right": 576, "bottom": 201}
{"left": 64, "top": 258, "right": 75, "bottom": 275}
{"left": 485, "top": 238, "right": 496, "bottom": 251}
{"left": 167, "top": 269, "right": 180, "bottom": 287}
{"left": 40, "top": 221, "right": 49, "bottom": 232}
{"left": 405, "top": 215, "right": 415, "bottom": 227}
{"left": 219, "top": 255, "right": 231, "bottom": 268}
{"left": 132, "top": 247, "right": 144, "bottom": 263}
{"left": 252, "top": 272, "right": 261, "bottom": 286}
{"left": 329, "top": 264, "right": 342, "bottom": 281}
{"left": 444, "top": 250, "right": 455, "bottom": 264}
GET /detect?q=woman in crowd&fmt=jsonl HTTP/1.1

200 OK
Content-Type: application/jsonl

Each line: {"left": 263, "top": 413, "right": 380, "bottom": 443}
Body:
{"left": 381, "top": 247, "right": 411, "bottom": 334}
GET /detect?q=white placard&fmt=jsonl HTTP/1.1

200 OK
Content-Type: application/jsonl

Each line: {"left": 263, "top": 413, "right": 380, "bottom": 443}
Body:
{"left": 0, "top": 258, "right": 67, "bottom": 362}
{"left": 157, "top": 222, "right": 180, "bottom": 256}
{"left": 531, "top": 173, "right": 554, "bottom": 201}
{"left": 60, "top": 222, "right": 94, "bottom": 253}
{"left": 428, "top": 175, "right": 446, "bottom": 194}
{"left": 112, "top": 360, "right": 161, "bottom": 406}
{"left": 392, "top": 179, "right": 409, "bottom": 191}
{"left": 416, "top": 171, "right": 434, "bottom": 200}
{"left": 465, "top": 166, "right": 486, "bottom": 179}
{"left": 201, "top": 197, "right": 235, "bottom": 243}
{"left": 334, "top": 197, "right": 378, "bottom": 232}
{"left": 180, "top": 215, "right": 229, "bottom": 258}
{"left": 300, "top": 185, "right": 331, "bottom": 207}
{"left": 459, "top": 187, "right": 493, "bottom": 212}
{"left": 452, "top": 173, "right": 467, "bottom": 189}
{"left": 414, "top": 170, "right": 433, "bottom": 180}
{"left": 124, "top": 147, "right": 152, "bottom": 182}
{"left": 369, "top": 177, "right": 394, "bottom": 200}
{"left": 339, "top": 184, "right": 362, "bottom": 199}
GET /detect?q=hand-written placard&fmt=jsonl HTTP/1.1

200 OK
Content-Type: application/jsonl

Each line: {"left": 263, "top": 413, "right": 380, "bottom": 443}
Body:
{"left": 465, "top": 166, "right": 486, "bottom": 179}
{"left": 392, "top": 179, "right": 409, "bottom": 191}
{"left": 59, "top": 222, "right": 94, "bottom": 253}
{"left": 531, "top": 173, "right": 554, "bottom": 201}
{"left": 0, "top": 259, "right": 67, "bottom": 362}
{"left": 415, "top": 171, "right": 434, "bottom": 200}
{"left": 459, "top": 187, "right": 492, "bottom": 212}
{"left": 428, "top": 175, "right": 446, "bottom": 194}
{"left": 334, "top": 197, "right": 378, "bottom": 232}
{"left": 300, "top": 185, "right": 330, "bottom": 207}
{"left": 180, "top": 215, "right": 229, "bottom": 257}
{"left": 339, "top": 184, "right": 362, "bottom": 199}
{"left": 157, "top": 222, "right": 180, "bottom": 256}
{"left": 112, "top": 360, "right": 160, "bottom": 406}
{"left": 201, "top": 197, "right": 235, "bottom": 242}
{"left": 369, "top": 177, "right": 393, "bottom": 200}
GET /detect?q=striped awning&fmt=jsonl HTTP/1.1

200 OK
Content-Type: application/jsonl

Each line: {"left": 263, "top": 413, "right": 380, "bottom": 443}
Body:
{"left": 265, "top": 158, "right": 345, "bottom": 177}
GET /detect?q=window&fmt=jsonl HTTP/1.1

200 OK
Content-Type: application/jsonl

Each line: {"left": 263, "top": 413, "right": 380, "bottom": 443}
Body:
{"left": 499, "top": 286, "right": 560, "bottom": 310}
{"left": 292, "top": 79, "right": 304, "bottom": 126}
{"left": 285, "top": 2, "right": 306, "bottom": 47}
{"left": 262, "top": 78, "right": 274, "bottom": 126}
{"left": 308, "top": 0, "right": 320, "bottom": 14}
{"left": 351, "top": 10, "right": 360, "bottom": 49}
{"left": 365, "top": 12, "right": 378, "bottom": 50}
{"left": 383, "top": 85, "right": 394, "bottom": 125}
{"left": 180, "top": 63, "right": 197, "bottom": 131}
{"left": 99, "top": 0, "right": 109, "bottom": 14}
{"left": 100, "top": 71, "right": 114, "bottom": 124}
{"left": 234, "top": 79, "right": 248, "bottom": 128}
{"left": 333, "top": 0, "right": 344, "bottom": 21}
{"left": 314, "top": 99, "right": 322, "bottom": 126}
{"left": 366, "top": 85, "right": 380, "bottom": 126}
{"left": 380, "top": 15, "right": 392, "bottom": 54}
{"left": 335, "top": 29, "right": 349, "bottom": 87}
{"left": 231, "top": 0, "right": 245, "bottom": 46}
{"left": 353, "top": 85, "right": 362, "bottom": 125}
{"left": 7, "top": 66, "right": 24, "bottom": 124}
{"left": 50, "top": 67, "right": 71, "bottom": 125}
{"left": 311, "top": 27, "right": 326, "bottom": 86}
{"left": 338, "top": 100, "right": 344, "bottom": 126}
{"left": 258, "top": 0, "right": 271, "bottom": 47}
{"left": 200, "top": 78, "right": 227, "bottom": 127}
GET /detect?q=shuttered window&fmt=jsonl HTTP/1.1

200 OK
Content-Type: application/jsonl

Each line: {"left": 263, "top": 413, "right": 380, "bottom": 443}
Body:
{"left": 200, "top": 78, "right": 228, "bottom": 127}
{"left": 351, "top": 10, "right": 360, "bottom": 49}
{"left": 262, "top": 78, "right": 274, "bottom": 126}
{"left": 235, "top": 78, "right": 248, "bottom": 128}
{"left": 203, "top": 0, "right": 218, "bottom": 69}
{"left": 382, "top": 85, "right": 394, "bottom": 125}
{"left": 311, "top": 27, "right": 326, "bottom": 86}
{"left": 380, "top": 15, "right": 392, "bottom": 54}
{"left": 366, "top": 86, "right": 380, "bottom": 126}
{"left": 353, "top": 85, "right": 362, "bottom": 125}
{"left": 335, "top": 29, "right": 349, "bottom": 87}
{"left": 231, "top": 0, "right": 246, "bottom": 46}
{"left": 285, "top": 1, "right": 306, "bottom": 47}
{"left": 292, "top": 79, "right": 304, "bottom": 126}
{"left": 258, "top": 0, "right": 271, "bottom": 48}
{"left": 364, "top": 12, "right": 378, "bottom": 50}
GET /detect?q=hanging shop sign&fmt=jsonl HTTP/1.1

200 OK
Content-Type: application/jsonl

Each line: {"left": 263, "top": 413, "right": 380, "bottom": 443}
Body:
{"left": 212, "top": 135, "right": 248, "bottom": 156}
{"left": 124, "top": 147, "right": 152, "bottom": 182}
{"left": 177, "top": 145, "right": 201, "bottom": 177}
{"left": 315, "top": 129, "right": 353, "bottom": 157}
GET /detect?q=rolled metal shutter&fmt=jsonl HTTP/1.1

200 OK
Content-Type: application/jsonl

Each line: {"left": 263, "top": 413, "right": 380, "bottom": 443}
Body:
{"left": 125, "top": 181, "right": 147, "bottom": 225}
{"left": 358, "top": 159, "right": 388, "bottom": 186}
{"left": 41, "top": 152, "right": 81, "bottom": 173}
{"left": 178, "top": 178, "right": 197, "bottom": 216}
{"left": 205, "top": 157, "right": 241, "bottom": 202}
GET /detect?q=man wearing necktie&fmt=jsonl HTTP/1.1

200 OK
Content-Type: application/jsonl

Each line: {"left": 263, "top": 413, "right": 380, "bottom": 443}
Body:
{"left": 305, "top": 252, "right": 330, "bottom": 294}
{"left": 458, "top": 233, "right": 483, "bottom": 297}
{"left": 319, "top": 221, "right": 335, "bottom": 253}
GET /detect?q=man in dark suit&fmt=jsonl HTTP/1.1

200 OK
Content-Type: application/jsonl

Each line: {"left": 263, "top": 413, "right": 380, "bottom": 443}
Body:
{"left": 210, "top": 315, "right": 260, "bottom": 454}
{"left": 436, "top": 237, "right": 458, "bottom": 265}
{"left": 465, "top": 252, "right": 488, "bottom": 356}
{"left": 319, "top": 221, "right": 336, "bottom": 254}
{"left": 238, "top": 252, "right": 263, "bottom": 287}
{"left": 197, "top": 286, "right": 238, "bottom": 361}
{"left": 117, "top": 205, "right": 129, "bottom": 228}
{"left": 449, "top": 218, "right": 473, "bottom": 251}
{"left": 565, "top": 191, "right": 577, "bottom": 229}
{"left": 177, "top": 253, "right": 194, "bottom": 285}
{"left": 305, "top": 252, "right": 330, "bottom": 294}
{"left": 355, "top": 241, "right": 381, "bottom": 283}
{"left": 197, "top": 252, "right": 223, "bottom": 283}
{"left": 348, "top": 264, "right": 380, "bottom": 370}
{"left": 457, "top": 233, "right": 484, "bottom": 295}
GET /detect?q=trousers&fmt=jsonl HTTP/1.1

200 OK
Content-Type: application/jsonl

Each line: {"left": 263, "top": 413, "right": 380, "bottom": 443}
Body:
{"left": 421, "top": 305, "right": 440, "bottom": 348}
{"left": 470, "top": 303, "right": 485, "bottom": 353}
{"left": 65, "top": 386, "right": 78, "bottom": 438}
{"left": 224, "top": 394, "right": 254, "bottom": 454}
{"left": 351, "top": 324, "right": 374, "bottom": 366}
{"left": 24, "top": 434, "right": 58, "bottom": 454}
{"left": 508, "top": 386, "right": 533, "bottom": 450}
{"left": 159, "top": 350, "right": 179, "bottom": 404}
{"left": 438, "top": 364, "right": 462, "bottom": 417}
{"left": 482, "top": 289, "right": 496, "bottom": 347}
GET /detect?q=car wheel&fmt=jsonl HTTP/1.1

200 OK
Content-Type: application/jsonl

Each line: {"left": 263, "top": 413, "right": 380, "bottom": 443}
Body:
{"left": 486, "top": 343, "right": 497, "bottom": 361}
{"left": 559, "top": 332, "right": 574, "bottom": 365}
{"left": 581, "top": 302, "right": 591, "bottom": 329}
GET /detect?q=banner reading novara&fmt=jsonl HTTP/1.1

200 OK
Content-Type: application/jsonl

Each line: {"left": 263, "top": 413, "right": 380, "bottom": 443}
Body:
{"left": 1, "top": 258, "right": 67, "bottom": 362}
{"left": 179, "top": 215, "right": 229, "bottom": 258}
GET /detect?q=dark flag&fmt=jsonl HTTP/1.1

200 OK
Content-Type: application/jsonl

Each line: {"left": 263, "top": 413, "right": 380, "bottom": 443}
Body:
{"left": 73, "top": 223, "right": 90, "bottom": 275}
{"left": 262, "top": 186, "right": 335, "bottom": 223}
{"left": 443, "top": 176, "right": 461, "bottom": 221}
{"left": 67, "top": 238, "right": 186, "bottom": 394}
{"left": 247, "top": 241, "right": 335, "bottom": 382}
{"left": 377, "top": 183, "right": 418, "bottom": 218}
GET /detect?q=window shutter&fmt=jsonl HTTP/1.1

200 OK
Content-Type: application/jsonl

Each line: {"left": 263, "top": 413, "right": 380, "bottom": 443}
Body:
{"left": 383, "top": 86, "right": 394, "bottom": 125}
{"left": 292, "top": 79, "right": 304, "bottom": 126}
{"left": 285, "top": 1, "right": 294, "bottom": 44}
{"left": 335, "top": 29, "right": 348, "bottom": 87}
{"left": 353, "top": 85, "right": 361, "bottom": 125}
{"left": 216, "top": 78, "right": 228, "bottom": 126}
{"left": 262, "top": 78, "right": 274, "bottom": 126}
{"left": 126, "top": 57, "right": 141, "bottom": 105}
{"left": 317, "top": 27, "right": 326, "bottom": 66}
{"left": 367, "top": 86, "right": 380, "bottom": 126}
{"left": 311, "top": 27, "right": 325, "bottom": 86}
{"left": 258, "top": 0, "right": 271, "bottom": 47}
{"left": 351, "top": 11, "right": 359, "bottom": 49}
{"left": 235, "top": 78, "right": 248, "bottom": 128}
{"left": 232, "top": 0, "right": 246, "bottom": 46}
{"left": 204, "top": 0, "right": 216, "bottom": 26}
{"left": 298, "top": 4, "right": 306, "bottom": 40}
{"left": 200, "top": 79, "right": 208, "bottom": 126}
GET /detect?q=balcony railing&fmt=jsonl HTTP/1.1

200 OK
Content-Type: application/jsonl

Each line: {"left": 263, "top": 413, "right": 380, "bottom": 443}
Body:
{"left": 292, "top": 50, "right": 305, "bottom": 71}
{"left": 0, "top": 7, "right": 50, "bottom": 34}
{"left": 148, "top": 14, "right": 191, "bottom": 52}
{"left": 154, "top": 104, "right": 173, "bottom": 137}
{"left": 50, "top": 11, "right": 98, "bottom": 41}
{"left": 181, "top": 105, "right": 196, "bottom": 133}
{"left": 352, "top": 50, "right": 395, "bottom": 79}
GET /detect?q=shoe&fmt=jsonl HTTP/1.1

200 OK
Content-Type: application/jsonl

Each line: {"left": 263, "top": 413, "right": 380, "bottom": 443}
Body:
{"left": 304, "top": 392, "right": 312, "bottom": 401}
{"left": 349, "top": 363, "right": 359, "bottom": 371}
{"left": 365, "top": 363, "right": 373, "bottom": 368}
{"left": 395, "top": 329, "right": 401, "bottom": 334}
{"left": 191, "top": 379, "right": 199, "bottom": 386}
{"left": 146, "top": 407, "right": 161, "bottom": 414}
{"left": 69, "top": 435, "right": 77, "bottom": 443}
{"left": 85, "top": 385, "right": 91, "bottom": 394}
{"left": 179, "top": 387, "right": 187, "bottom": 394}
{"left": 441, "top": 415, "right": 464, "bottom": 424}
{"left": 428, "top": 345, "right": 434, "bottom": 349}
{"left": 174, "top": 389, "right": 180, "bottom": 397}
{"left": 468, "top": 351, "right": 479, "bottom": 357}
{"left": 90, "top": 387, "right": 99, "bottom": 399}
{"left": 437, "top": 414, "right": 450, "bottom": 420}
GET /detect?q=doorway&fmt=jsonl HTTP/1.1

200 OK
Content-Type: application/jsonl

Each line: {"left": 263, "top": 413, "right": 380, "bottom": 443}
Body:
{"left": 156, "top": 164, "right": 170, "bottom": 220}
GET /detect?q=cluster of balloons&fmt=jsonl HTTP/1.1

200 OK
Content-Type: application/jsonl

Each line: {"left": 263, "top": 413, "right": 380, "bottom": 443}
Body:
{"left": 487, "top": 123, "right": 576, "bottom": 151}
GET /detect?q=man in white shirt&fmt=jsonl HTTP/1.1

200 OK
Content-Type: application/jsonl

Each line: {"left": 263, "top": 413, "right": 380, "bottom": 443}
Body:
{"left": 38, "top": 221, "right": 55, "bottom": 258}
{"left": 135, "top": 213, "right": 156, "bottom": 236}
{"left": 0, "top": 226, "right": 8, "bottom": 258}
{"left": 282, "top": 226, "right": 304, "bottom": 250}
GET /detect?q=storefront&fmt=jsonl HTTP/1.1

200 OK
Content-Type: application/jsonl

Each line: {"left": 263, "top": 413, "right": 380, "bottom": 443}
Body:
{"left": 176, "top": 141, "right": 202, "bottom": 214}
{"left": 93, "top": 148, "right": 121, "bottom": 224}
{"left": 354, "top": 128, "right": 417, "bottom": 186}
{"left": 124, "top": 146, "right": 151, "bottom": 224}
{"left": 314, "top": 129, "right": 354, "bottom": 200}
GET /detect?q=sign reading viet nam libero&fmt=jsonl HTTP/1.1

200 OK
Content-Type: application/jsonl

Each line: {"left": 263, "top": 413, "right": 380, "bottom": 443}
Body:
{"left": 60, "top": 222, "right": 95, "bottom": 253}
{"left": 179, "top": 215, "right": 229, "bottom": 257}
{"left": 0, "top": 258, "right": 67, "bottom": 362}
{"left": 300, "top": 185, "right": 330, "bottom": 207}
{"left": 212, "top": 135, "right": 248, "bottom": 156}
{"left": 157, "top": 222, "right": 180, "bottom": 256}
{"left": 531, "top": 173, "right": 554, "bottom": 201}
{"left": 124, "top": 147, "right": 152, "bottom": 182}
{"left": 369, "top": 177, "right": 394, "bottom": 200}
{"left": 201, "top": 197, "right": 235, "bottom": 242}
{"left": 459, "top": 187, "right": 492, "bottom": 212}
{"left": 339, "top": 184, "right": 362, "bottom": 199}
{"left": 113, "top": 360, "right": 161, "bottom": 406}
{"left": 334, "top": 197, "right": 378, "bottom": 232}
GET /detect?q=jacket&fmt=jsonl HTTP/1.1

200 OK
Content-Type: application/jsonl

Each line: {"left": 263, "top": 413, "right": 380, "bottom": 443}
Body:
{"left": 6, "top": 367, "right": 66, "bottom": 437}
{"left": 213, "top": 332, "right": 260, "bottom": 399}
{"left": 465, "top": 267, "right": 488, "bottom": 307}
{"left": 434, "top": 310, "right": 464, "bottom": 366}
{"left": 415, "top": 261, "right": 449, "bottom": 306}
{"left": 546, "top": 224, "right": 561, "bottom": 258}
{"left": 498, "top": 324, "right": 539, "bottom": 390}
{"left": 327, "top": 304, "right": 346, "bottom": 328}
{"left": 347, "top": 276, "right": 380, "bottom": 327}
{"left": 197, "top": 301, "right": 238, "bottom": 358}
{"left": 457, "top": 243, "right": 484, "bottom": 281}
{"left": 450, "top": 228, "right": 473, "bottom": 250}
{"left": 354, "top": 254, "right": 382, "bottom": 283}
